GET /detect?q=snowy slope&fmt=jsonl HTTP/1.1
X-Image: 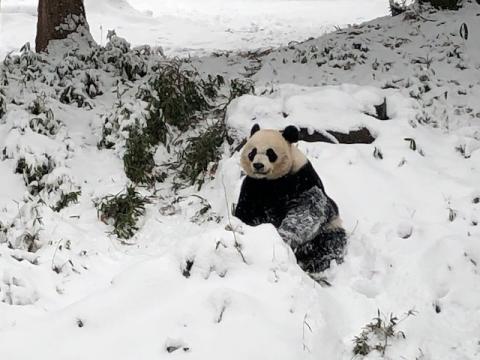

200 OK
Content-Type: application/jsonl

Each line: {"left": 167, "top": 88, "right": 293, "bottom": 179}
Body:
{"left": 0, "top": 0, "right": 389, "bottom": 58}
{"left": 1, "top": 2, "right": 480, "bottom": 360}
{"left": 193, "top": 1, "right": 480, "bottom": 131}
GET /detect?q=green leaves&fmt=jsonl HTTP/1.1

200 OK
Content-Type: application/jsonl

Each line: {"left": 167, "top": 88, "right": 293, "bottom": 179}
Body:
{"left": 123, "top": 123, "right": 156, "bottom": 185}
{"left": 97, "top": 186, "right": 150, "bottom": 239}
{"left": 145, "top": 61, "right": 214, "bottom": 136}
{"left": 177, "top": 121, "right": 226, "bottom": 189}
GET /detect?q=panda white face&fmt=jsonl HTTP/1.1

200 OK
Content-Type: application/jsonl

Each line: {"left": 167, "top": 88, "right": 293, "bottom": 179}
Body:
{"left": 240, "top": 124, "right": 304, "bottom": 180}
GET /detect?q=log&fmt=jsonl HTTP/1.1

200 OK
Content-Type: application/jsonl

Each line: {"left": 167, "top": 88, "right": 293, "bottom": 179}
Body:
{"left": 234, "top": 126, "right": 375, "bottom": 152}
{"left": 298, "top": 127, "right": 375, "bottom": 144}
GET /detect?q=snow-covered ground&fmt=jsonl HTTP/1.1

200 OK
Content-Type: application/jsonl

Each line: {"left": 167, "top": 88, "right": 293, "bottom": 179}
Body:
{"left": 1, "top": 1, "right": 480, "bottom": 359}
{"left": 0, "top": 0, "right": 388, "bottom": 58}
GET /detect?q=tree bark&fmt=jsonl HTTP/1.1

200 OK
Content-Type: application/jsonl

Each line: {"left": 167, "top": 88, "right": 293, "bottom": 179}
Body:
{"left": 36, "top": 0, "right": 90, "bottom": 53}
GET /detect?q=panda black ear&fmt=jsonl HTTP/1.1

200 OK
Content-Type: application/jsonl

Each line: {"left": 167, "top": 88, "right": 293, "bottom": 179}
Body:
{"left": 282, "top": 125, "right": 299, "bottom": 143}
{"left": 250, "top": 123, "right": 260, "bottom": 136}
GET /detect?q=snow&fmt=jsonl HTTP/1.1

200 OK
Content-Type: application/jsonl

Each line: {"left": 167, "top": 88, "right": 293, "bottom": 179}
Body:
{"left": 0, "top": 0, "right": 389, "bottom": 58}
{"left": 226, "top": 84, "right": 417, "bottom": 136}
{"left": 1, "top": 1, "right": 480, "bottom": 359}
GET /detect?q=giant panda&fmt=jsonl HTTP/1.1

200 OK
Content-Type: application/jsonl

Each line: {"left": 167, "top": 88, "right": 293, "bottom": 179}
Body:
{"left": 234, "top": 124, "right": 347, "bottom": 274}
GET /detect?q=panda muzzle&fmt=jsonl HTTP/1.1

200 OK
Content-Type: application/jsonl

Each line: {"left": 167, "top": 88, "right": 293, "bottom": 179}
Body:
{"left": 253, "top": 162, "right": 265, "bottom": 171}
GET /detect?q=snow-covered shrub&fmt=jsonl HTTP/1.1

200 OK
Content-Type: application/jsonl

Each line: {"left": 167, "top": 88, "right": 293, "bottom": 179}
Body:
{"left": 28, "top": 95, "right": 62, "bottom": 137}
{"left": 96, "top": 186, "right": 150, "bottom": 239}
{"left": 10, "top": 152, "right": 79, "bottom": 209}
{"left": 228, "top": 78, "right": 255, "bottom": 102}
{"left": 175, "top": 121, "right": 227, "bottom": 189}
{"left": 52, "top": 190, "right": 81, "bottom": 212}
{"left": 144, "top": 61, "right": 214, "bottom": 134}
{"left": 102, "top": 32, "right": 150, "bottom": 81}
{"left": 2, "top": 43, "right": 44, "bottom": 82}
{"left": 123, "top": 123, "right": 156, "bottom": 185}
{"left": 54, "top": 55, "right": 84, "bottom": 81}
{"left": 98, "top": 82, "right": 150, "bottom": 155}
{"left": 59, "top": 81, "right": 92, "bottom": 108}
{"left": 83, "top": 70, "right": 103, "bottom": 98}
{"left": 98, "top": 97, "right": 144, "bottom": 151}
{"left": 309, "top": 39, "right": 369, "bottom": 70}
{"left": 99, "top": 61, "right": 229, "bottom": 188}
{"left": 15, "top": 154, "right": 55, "bottom": 195}
{"left": 203, "top": 74, "right": 225, "bottom": 100}
{"left": 7, "top": 200, "right": 44, "bottom": 252}
{"left": 53, "top": 46, "right": 106, "bottom": 83}
{"left": 28, "top": 94, "right": 48, "bottom": 115}
{"left": 29, "top": 114, "right": 62, "bottom": 137}
{"left": 41, "top": 169, "right": 81, "bottom": 211}
{"left": 353, "top": 310, "right": 415, "bottom": 357}
{"left": 389, "top": 0, "right": 408, "bottom": 16}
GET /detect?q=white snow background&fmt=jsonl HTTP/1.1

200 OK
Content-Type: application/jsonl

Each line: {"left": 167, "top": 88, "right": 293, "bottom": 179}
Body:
{"left": 1, "top": 1, "right": 480, "bottom": 359}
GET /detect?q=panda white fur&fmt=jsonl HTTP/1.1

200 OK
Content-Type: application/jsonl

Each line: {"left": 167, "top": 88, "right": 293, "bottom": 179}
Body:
{"left": 234, "top": 124, "right": 346, "bottom": 273}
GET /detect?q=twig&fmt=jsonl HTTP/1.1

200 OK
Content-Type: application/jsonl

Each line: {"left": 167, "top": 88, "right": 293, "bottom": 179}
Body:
{"left": 216, "top": 304, "right": 227, "bottom": 323}
{"left": 302, "top": 313, "right": 312, "bottom": 352}
{"left": 51, "top": 238, "right": 64, "bottom": 272}
{"left": 347, "top": 220, "right": 359, "bottom": 239}
{"left": 221, "top": 176, "right": 247, "bottom": 264}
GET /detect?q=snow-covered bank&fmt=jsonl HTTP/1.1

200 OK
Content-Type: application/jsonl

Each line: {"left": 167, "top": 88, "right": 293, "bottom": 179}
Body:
{"left": 194, "top": 1, "right": 480, "bottom": 131}
{"left": 1, "top": 77, "right": 479, "bottom": 358}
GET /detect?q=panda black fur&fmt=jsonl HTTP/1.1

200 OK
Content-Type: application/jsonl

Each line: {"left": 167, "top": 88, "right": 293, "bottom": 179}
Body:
{"left": 234, "top": 124, "right": 347, "bottom": 273}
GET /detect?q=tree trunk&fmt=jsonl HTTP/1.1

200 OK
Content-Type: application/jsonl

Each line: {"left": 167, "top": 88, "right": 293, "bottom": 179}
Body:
{"left": 36, "top": 0, "right": 91, "bottom": 53}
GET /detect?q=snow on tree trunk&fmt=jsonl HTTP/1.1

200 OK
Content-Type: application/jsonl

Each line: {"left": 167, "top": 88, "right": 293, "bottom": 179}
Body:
{"left": 35, "top": 0, "right": 92, "bottom": 53}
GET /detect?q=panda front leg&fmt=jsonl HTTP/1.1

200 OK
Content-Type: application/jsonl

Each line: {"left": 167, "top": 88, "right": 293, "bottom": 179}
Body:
{"left": 294, "top": 224, "right": 347, "bottom": 275}
{"left": 277, "top": 186, "right": 347, "bottom": 276}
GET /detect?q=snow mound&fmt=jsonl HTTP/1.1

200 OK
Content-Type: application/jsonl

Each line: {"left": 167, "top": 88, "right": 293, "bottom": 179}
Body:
{"left": 0, "top": 225, "right": 324, "bottom": 360}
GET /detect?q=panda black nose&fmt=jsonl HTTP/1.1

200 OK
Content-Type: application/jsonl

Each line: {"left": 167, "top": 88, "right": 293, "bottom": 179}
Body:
{"left": 253, "top": 162, "right": 264, "bottom": 171}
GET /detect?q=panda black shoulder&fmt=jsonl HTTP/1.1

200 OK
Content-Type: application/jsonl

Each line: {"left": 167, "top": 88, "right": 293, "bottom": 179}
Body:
{"left": 290, "top": 160, "right": 326, "bottom": 194}
{"left": 290, "top": 161, "right": 339, "bottom": 216}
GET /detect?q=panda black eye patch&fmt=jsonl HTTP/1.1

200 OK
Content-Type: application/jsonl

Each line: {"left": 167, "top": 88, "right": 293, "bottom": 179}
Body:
{"left": 248, "top": 148, "right": 257, "bottom": 161}
{"left": 266, "top": 148, "right": 277, "bottom": 162}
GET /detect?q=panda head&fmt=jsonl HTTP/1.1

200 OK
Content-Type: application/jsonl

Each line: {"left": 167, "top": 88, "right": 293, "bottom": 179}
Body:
{"left": 240, "top": 124, "right": 306, "bottom": 180}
